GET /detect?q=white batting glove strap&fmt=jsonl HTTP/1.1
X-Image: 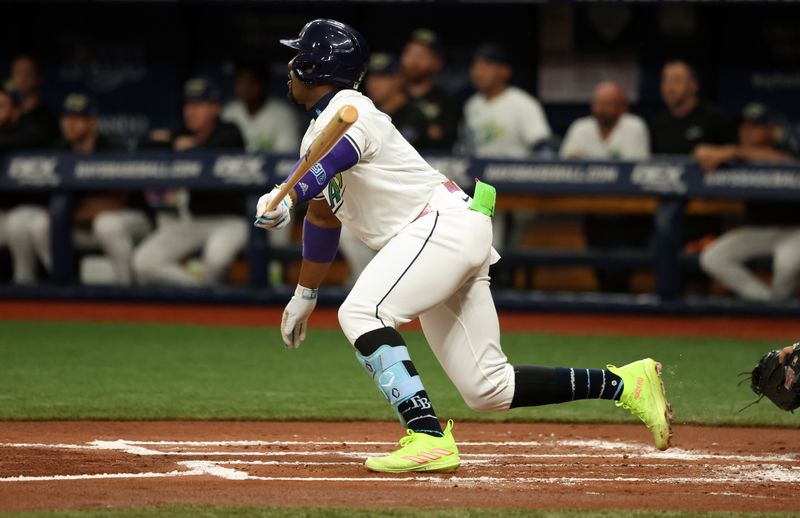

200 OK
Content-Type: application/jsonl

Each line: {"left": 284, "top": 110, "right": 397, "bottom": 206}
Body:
{"left": 255, "top": 186, "right": 293, "bottom": 231}
{"left": 280, "top": 284, "right": 319, "bottom": 349}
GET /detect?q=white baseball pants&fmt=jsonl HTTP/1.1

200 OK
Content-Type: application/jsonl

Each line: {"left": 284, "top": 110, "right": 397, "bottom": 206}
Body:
{"left": 5, "top": 205, "right": 151, "bottom": 284}
{"left": 133, "top": 215, "right": 247, "bottom": 286}
{"left": 338, "top": 188, "right": 515, "bottom": 412}
{"left": 700, "top": 225, "right": 800, "bottom": 301}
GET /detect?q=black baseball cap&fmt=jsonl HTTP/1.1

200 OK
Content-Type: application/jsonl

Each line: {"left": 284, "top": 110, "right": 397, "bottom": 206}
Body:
{"left": 741, "top": 102, "right": 783, "bottom": 126}
{"left": 474, "top": 43, "right": 511, "bottom": 65}
{"left": 369, "top": 53, "right": 401, "bottom": 75}
{"left": 408, "top": 28, "right": 443, "bottom": 56}
{"left": 184, "top": 76, "right": 222, "bottom": 103}
{"left": 62, "top": 92, "right": 97, "bottom": 116}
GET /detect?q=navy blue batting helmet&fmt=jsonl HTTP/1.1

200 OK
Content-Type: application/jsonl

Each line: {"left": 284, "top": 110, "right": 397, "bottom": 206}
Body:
{"left": 280, "top": 19, "right": 370, "bottom": 89}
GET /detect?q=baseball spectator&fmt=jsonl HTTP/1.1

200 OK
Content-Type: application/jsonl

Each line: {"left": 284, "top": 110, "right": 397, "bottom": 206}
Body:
{"left": 6, "top": 93, "right": 151, "bottom": 284}
{"left": 462, "top": 43, "right": 552, "bottom": 158}
{"left": 0, "top": 55, "right": 58, "bottom": 151}
{"left": 650, "top": 60, "right": 737, "bottom": 155}
{"left": 560, "top": 81, "right": 651, "bottom": 292}
{"left": 133, "top": 77, "right": 247, "bottom": 286}
{"left": 698, "top": 103, "right": 799, "bottom": 301}
{"left": 222, "top": 63, "right": 300, "bottom": 153}
{"left": 560, "top": 81, "right": 649, "bottom": 159}
{"left": 366, "top": 53, "right": 430, "bottom": 149}
{"left": 401, "top": 28, "right": 459, "bottom": 150}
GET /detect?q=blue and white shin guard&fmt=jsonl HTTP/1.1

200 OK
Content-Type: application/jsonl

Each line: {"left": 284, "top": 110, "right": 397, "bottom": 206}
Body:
{"left": 354, "top": 327, "right": 443, "bottom": 437}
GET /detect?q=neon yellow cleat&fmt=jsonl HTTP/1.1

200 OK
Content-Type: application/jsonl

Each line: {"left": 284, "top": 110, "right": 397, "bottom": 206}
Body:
{"left": 608, "top": 358, "right": 674, "bottom": 451}
{"left": 365, "top": 420, "right": 460, "bottom": 473}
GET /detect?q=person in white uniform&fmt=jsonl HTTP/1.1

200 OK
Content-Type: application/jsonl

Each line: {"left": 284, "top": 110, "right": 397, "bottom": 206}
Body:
{"left": 222, "top": 63, "right": 300, "bottom": 153}
{"left": 6, "top": 93, "right": 151, "bottom": 285}
{"left": 462, "top": 44, "right": 552, "bottom": 158}
{"left": 461, "top": 44, "right": 553, "bottom": 250}
{"left": 697, "top": 103, "right": 800, "bottom": 301}
{"left": 255, "top": 19, "right": 672, "bottom": 474}
{"left": 560, "top": 81, "right": 649, "bottom": 160}
{"left": 559, "top": 81, "right": 651, "bottom": 292}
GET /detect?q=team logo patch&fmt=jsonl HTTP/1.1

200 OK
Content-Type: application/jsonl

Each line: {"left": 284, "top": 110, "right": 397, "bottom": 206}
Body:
{"left": 310, "top": 163, "right": 327, "bottom": 186}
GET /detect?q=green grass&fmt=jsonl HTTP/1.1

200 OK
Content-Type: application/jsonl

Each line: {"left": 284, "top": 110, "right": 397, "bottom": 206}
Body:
{"left": 2, "top": 507, "right": 797, "bottom": 518}
{"left": 0, "top": 320, "right": 794, "bottom": 426}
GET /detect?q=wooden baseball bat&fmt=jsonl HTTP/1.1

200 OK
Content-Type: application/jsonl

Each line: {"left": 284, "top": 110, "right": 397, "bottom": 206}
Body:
{"left": 264, "top": 104, "right": 359, "bottom": 212}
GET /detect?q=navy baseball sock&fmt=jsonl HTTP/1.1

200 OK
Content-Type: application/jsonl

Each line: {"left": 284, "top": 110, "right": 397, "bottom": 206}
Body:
{"left": 355, "top": 327, "right": 444, "bottom": 437}
{"left": 510, "top": 365, "right": 623, "bottom": 408}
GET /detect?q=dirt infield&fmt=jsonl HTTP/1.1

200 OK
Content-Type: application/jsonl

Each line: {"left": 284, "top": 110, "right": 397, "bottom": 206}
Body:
{"left": 1, "top": 421, "right": 798, "bottom": 513}
{"left": 3, "top": 300, "right": 800, "bottom": 340}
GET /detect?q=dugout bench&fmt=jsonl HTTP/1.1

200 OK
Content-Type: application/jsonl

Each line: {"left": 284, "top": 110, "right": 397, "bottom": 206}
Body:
{"left": 1, "top": 152, "right": 799, "bottom": 312}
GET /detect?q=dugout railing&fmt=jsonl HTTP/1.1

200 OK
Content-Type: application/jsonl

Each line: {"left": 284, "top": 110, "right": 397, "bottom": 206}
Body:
{"left": 2, "top": 151, "right": 800, "bottom": 315}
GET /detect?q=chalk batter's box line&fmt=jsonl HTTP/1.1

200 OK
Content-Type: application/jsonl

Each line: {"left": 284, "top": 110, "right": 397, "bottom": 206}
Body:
{"left": 1, "top": 438, "right": 800, "bottom": 486}
{"left": 2, "top": 439, "right": 796, "bottom": 464}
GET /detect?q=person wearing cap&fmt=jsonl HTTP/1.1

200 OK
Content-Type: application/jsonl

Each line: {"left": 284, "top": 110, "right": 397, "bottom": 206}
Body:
{"left": 222, "top": 63, "right": 300, "bottom": 153}
{"left": 0, "top": 55, "right": 58, "bottom": 151}
{"left": 366, "top": 53, "right": 430, "bottom": 149}
{"left": 461, "top": 43, "right": 553, "bottom": 253}
{"left": 559, "top": 81, "right": 652, "bottom": 293}
{"left": 462, "top": 43, "right": 552, "bottom": 158}
{"left": 6, "top": 93, "right": 152, "bottom": 284}
{"left": 698, "top": 102, "right": 800, "bottom": 301}
{"left": 146, "top": 76, "right": 244, "bottom": 151}
{"left": 400, "top": 28, "right": 459, "bottom": 150}
{"left": 133, "top": 77, "right": 247, "bottom": 286}
{"left": 57, "top": 93, "right": 116, "bottom": 152}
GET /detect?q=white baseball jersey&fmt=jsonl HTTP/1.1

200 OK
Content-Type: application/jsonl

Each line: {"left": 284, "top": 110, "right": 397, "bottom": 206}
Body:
{"left": 463, "top": 86, "right": 551, "bottom": 158}
{"left": 559, "top": 113, "right": 650, "bottom": 160}
{"left": 223, "top": 99, "right": 301, "bottom": 153}
{"left": 302, "top": 89, "right": 447, "bottom": 250}
{"left": 298, "top": 90, "right": 515, "bottom": 413}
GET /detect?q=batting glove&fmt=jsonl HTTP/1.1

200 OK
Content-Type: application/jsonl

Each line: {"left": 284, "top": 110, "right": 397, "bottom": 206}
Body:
{"left": 255, "top": 186, "right": 293, "bottom": 230}
{"left": 281, "top": 284, "right": 318, "bottom": 349}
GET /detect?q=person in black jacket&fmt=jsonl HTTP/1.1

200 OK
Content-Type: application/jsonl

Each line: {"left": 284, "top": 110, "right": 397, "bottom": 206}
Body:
{"left": 650, "top": 60, "right": 737, "bottom": 155}
{"left": 366, "top": 53, "right": 431, "bottom": 149}
{"left": 0, "top": 54, "right": 58, "bottom": 151}
{"left": 400, "top": 29, "right": 459, "bottom": 151}
{"left": 144, "top": 76, "right": 244, "bottom": 151}
{"left": 133, "top": 77, "right": 247, "bottom": 286}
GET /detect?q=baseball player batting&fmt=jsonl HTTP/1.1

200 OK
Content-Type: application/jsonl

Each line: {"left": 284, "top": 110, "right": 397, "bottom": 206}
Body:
{"left": 255, "top": 19, "right": 673, "bottom": 473}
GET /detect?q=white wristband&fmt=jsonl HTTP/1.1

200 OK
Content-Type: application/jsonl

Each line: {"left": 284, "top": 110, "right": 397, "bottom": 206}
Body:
{"left": 295, "top": 284, "right": 319, "bottom": 300}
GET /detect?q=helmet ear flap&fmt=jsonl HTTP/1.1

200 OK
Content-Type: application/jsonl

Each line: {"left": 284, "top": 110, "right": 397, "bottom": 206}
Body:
{"left": 290, "top": 55, "right": 318, "bottom": 85}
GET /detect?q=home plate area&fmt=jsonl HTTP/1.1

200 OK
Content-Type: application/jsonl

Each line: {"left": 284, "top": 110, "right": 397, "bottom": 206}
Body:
{"left": 0, "top": 422, "right": 797, "bottom": 512}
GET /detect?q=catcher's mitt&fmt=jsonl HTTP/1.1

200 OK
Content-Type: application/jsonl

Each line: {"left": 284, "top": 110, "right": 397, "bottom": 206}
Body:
{"left": 746, "top": 343, "right": 800, "bottom": 411}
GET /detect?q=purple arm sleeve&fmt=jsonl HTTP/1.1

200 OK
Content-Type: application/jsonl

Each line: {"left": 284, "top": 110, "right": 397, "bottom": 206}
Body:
{"left": 290, "top": 135, "right": 360, "bottom": 204}
{"left": 302, "top": 218, "right": 342, "bottom": 264}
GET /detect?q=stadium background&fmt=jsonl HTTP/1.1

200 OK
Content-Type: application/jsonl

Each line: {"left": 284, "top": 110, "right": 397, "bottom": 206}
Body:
{"left": 2, "top": 1, "right": 800, "bottom": 517}
{"left": 3, "top": 2, "right": 799, "bottom": 148}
